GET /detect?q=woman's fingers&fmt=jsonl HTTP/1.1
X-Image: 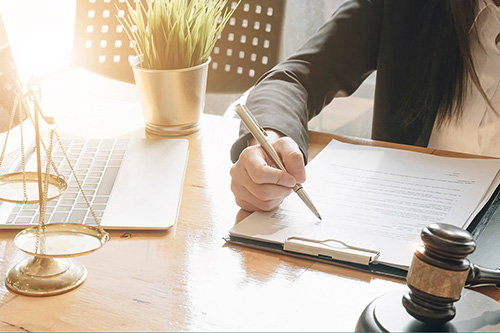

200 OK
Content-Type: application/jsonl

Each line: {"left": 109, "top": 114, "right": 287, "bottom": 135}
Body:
{"left": 230, "top": 136, "right": 306, "bottom": 212}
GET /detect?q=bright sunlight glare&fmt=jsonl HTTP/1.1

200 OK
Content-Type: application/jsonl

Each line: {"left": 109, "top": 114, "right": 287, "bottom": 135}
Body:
{"left": 0, "top": 0, "right": 76, "bottom": 81}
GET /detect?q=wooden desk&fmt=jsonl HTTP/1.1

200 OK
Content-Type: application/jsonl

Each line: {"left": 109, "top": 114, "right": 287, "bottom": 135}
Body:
{"left": 0, "top": 70, "right": 499, "bottom": 331}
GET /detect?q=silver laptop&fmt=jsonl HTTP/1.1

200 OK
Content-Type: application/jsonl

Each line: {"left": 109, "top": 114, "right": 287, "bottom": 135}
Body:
{"left": 0, "top": 14, "right": 188, "bottom": 230}
{"left": 0, "top": 136, "right": 189, "bottom": 230}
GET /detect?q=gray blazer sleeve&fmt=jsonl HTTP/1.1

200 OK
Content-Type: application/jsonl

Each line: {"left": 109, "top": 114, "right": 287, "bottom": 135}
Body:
{"left": 230, "top": 0, "right": 382, "bottom": 163}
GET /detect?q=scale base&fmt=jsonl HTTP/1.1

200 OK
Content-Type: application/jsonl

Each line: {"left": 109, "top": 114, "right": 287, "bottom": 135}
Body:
{"left": 5, "top": 256, "right": 87, "bottom": 296}
{"left": 356, "top": 288, "right": 500, "bottom": 332}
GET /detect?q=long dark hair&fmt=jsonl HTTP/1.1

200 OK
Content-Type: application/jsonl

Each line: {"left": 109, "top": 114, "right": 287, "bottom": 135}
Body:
{"left": 398, "top": 0, "right": 494, "bottom": 134}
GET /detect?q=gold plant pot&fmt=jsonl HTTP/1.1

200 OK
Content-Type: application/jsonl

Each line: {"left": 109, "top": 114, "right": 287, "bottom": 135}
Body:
{"left": 130, "top": 56, "right": 210, "bottom": 136}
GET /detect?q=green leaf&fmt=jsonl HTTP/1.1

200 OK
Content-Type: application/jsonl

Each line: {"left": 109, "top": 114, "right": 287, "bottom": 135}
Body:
{"left": 116, "top": 0, "right": 241, "bottom": 69}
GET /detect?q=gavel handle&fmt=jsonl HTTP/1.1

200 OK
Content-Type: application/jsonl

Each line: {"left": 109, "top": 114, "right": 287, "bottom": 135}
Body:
{"left": 466, "top": 263, "right": 500, "bottom": 287}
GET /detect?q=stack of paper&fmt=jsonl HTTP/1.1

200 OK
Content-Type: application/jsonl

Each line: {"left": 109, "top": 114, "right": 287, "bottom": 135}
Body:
{"left": 229, "top": 140, "right": 500, "bottom": 270}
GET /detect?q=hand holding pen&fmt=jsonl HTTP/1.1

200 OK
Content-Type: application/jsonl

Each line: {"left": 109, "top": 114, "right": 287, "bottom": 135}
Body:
{"left": 230, "top": 104, "right": 322, "bottom": 220}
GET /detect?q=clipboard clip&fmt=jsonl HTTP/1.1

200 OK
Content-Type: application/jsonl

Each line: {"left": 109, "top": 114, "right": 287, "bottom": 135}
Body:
{"left": 283, "top": 236, "right": 380, "bottom": 266}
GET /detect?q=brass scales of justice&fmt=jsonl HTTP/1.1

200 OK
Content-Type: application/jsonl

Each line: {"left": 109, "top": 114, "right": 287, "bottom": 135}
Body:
{"left": 0, "top": 82, "right": 109, "bottom": 296}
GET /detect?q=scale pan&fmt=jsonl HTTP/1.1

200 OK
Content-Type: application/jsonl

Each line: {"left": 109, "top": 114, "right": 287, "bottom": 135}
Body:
{"left": 0, "top": 172, "right": 67, "bottom": 204}
{"left": 14, "top": 223, "right": 109, "bottom": 257}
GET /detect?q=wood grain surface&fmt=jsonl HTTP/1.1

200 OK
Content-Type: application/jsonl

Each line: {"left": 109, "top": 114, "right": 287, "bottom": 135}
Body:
{"left": 0, "top": 70, "right": 498, "bottom": 332}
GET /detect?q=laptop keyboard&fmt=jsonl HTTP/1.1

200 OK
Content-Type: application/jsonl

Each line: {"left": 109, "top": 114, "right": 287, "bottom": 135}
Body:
{"left": 4, "top": 139, "right": 130, "bottom": 226}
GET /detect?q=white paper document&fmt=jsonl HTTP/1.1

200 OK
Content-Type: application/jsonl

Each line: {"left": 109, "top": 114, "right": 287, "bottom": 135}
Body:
{"left": 229, "top": 140, "right": 500, "bottom": 269}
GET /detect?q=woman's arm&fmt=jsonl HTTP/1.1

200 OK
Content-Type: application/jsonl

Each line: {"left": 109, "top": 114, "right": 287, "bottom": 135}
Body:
{"left": 230, "top": 0, "right": 383, "bottom": 163}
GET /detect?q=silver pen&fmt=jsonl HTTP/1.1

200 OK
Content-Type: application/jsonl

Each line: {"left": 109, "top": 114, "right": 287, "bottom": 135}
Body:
{"left": 234, "top": 104, "right": 322, "bottom": 221}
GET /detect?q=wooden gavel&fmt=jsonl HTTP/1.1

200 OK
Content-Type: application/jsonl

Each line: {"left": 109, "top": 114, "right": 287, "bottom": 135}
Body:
{"left": 403, "top": 223, "right": 500, "bottom": 325}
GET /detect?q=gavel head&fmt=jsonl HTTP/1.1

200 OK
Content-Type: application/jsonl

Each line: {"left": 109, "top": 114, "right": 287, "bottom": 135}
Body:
{"left": 402, "top": 223, "right": 476, "bottom": 325}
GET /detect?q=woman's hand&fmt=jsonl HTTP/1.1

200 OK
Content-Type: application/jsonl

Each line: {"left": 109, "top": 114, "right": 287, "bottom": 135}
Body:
{"left": 230, "top": 130, "right": 306, "bottom": 212}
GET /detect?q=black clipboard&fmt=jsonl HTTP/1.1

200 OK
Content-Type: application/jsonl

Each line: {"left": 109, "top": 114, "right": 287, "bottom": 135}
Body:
{"left": 467, "top": 184, "right": 500, "bottom": 268}
{"left": 225, "top": 184, "right": 500, "bottom": 280}
{"left": 223, "top": 234, "right": 408, "bottom": 279}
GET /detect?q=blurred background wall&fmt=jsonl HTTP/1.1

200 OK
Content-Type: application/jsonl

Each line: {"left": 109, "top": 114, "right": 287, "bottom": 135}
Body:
{"left": 0, "top": 0, "right": 374, "bottom": 138}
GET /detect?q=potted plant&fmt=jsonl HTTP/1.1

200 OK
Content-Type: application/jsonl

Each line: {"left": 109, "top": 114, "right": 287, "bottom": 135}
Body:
{"left": 117, "top": 0, "right": 240, "bottom": 136}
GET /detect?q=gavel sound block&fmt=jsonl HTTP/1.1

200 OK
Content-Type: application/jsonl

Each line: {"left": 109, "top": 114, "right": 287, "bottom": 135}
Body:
{"left": 356, "top": 223, "right": 500, "bottom": 332}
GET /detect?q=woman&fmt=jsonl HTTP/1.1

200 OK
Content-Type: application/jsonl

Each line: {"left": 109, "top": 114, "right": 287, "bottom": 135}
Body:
{"left": 229, "top": 0, "right": 500, "bottom": 212}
